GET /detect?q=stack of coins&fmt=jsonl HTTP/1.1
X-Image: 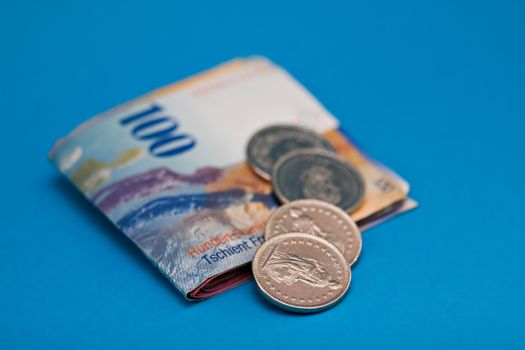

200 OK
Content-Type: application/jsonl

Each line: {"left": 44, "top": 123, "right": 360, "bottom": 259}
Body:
{"left": 246, "top": 125, "right": 366, "bottom": 313}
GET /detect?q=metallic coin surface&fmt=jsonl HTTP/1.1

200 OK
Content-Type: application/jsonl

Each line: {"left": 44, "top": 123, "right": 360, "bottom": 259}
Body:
{"left": 272, "top": 149, "right": 366, "bottom": 213}
{"left": 252, "top": 232, "right": 351, "bottom": 313}
{"left": 265, "top": 199, "right": 362, "bottom": 266}
{"left": 246, "top": 125, "right": 335, "bottom": 180}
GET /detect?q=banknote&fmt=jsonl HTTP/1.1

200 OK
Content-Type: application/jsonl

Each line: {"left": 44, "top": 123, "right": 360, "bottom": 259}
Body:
{"left": 49, "top": 57, "right": 416, "bottom": 299}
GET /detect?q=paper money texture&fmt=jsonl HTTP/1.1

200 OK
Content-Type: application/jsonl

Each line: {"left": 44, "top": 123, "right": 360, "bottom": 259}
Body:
{"left": 49, "top": 57, "right": 415, "bottom": 299}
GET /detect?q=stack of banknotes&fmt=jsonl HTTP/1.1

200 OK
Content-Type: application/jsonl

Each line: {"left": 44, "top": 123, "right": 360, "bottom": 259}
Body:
{"left": 49, "top": 57, "right": 417, "bottom": 300}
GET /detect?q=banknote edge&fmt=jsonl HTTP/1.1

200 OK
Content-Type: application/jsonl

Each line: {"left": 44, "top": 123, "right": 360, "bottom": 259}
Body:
{"left": 47, "top": 57, "right": 418, "bottom": 301}
{"left": 47, "top": 56, "right": 267, "bottom": 161}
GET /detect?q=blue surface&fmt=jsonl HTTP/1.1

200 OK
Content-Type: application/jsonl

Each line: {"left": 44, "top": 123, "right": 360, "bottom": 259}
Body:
{"left": 1, "top": 0, "right": 524, "bottom": 348}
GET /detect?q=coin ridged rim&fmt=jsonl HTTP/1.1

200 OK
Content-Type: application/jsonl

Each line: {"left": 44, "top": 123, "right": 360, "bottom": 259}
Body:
{"left": 264, "top": 199, "right": 362, "bottom": 266}
{"left": 271, "top": 149, "right": 366, "bottom": 213}
{"left": 252, "top": 232, "right": 351, "bottom": 313}
{"left": 246, "top": 124, "right": 335, "bottom": 180}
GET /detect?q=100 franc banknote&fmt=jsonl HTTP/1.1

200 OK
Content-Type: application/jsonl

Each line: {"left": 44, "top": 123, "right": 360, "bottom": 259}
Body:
{"left": 49, "top": 57, "right": 416, "bottom": 300}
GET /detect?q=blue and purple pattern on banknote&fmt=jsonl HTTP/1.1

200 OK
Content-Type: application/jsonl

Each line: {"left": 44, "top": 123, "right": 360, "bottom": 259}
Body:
{"left": 49, "top": 57, "right": 414, "bottom": 299}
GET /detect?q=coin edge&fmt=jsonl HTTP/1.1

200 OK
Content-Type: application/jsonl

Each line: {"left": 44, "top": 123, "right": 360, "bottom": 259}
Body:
{"left": 264, "top": 199, "right": 363, "bottom": 266}
{"left": 252, "top": 232, "right": 351, "bottom": 313}
{"left": 272, "top": 148, "right": 367, "bottom": 213}
{"left": 246, "top": 125, "right": 335, "bottom": 180}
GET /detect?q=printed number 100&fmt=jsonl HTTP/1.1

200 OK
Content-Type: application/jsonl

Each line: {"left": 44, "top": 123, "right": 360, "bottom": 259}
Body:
{"left": 120, "top": 105, "right": 196, "bottom": 157}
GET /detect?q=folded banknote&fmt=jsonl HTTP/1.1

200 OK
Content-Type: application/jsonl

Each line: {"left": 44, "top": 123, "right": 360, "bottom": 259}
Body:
{"left": 49, "top": 57, "right": 416, "bottom": 300}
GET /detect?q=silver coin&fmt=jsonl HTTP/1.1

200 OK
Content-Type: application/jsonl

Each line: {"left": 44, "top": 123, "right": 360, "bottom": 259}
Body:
{"left": 246, "top": 125, "right": 335, "bottom": 180}
{"left": 272, "top": 149, "right": 366, "bottom": 213}
{"left": 265, "top": 199, "right": 362, "bottom": 266}
{"left": 252, "top": 232, "right": 351, "bottom": 313}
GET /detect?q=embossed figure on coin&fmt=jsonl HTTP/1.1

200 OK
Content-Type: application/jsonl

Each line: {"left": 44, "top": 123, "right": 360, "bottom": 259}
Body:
{"left": 263, "top": 247, "right": 340, "bottom": 289}
{"left": 272, "top": 149, "right": 366, "bottom": 213}
{"left": 286, "top": 209, "right": 344, "bottom": 252}
{"left": 300, "top": 166, "right": 342, "bottom": 204}
{"left": 265, "top": 200, "right": 363, "bottom": 266}
{"left": 288, "top": 208, "right": 327, "bottom": 236}
{"left": 252, "top": 233, "right": 351, "bottom": 313}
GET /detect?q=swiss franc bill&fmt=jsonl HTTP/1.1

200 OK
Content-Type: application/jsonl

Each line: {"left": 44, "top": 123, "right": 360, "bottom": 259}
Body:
{"left": 49, "top": 57, "right": 416, "bottom": 300}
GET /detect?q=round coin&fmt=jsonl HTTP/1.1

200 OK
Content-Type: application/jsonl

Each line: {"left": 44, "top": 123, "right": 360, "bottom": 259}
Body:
{"left": 246, "top": 125, "right": 335, "bottom": 180}
{"left": 272, "top": 149, "right": 366, "bottom": 213}
{"left": 265, "top": 199, "right": 362, "bottom": 266}
{"left": 252, "top": 232, "right": 351, "bottom": 313}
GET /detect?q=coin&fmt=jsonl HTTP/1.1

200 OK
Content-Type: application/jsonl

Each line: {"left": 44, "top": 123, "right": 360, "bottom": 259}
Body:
{"left": 246, "top": 125, "right": 335, "bottom": 180}
{"left": 272, "top": 149, "right": 366, "bottom": 213}
{"left": 252, "top": 232, "right": 351, "bottom": 313}
{"left": 265, "top": 199, "right": 362, "bottom": 266}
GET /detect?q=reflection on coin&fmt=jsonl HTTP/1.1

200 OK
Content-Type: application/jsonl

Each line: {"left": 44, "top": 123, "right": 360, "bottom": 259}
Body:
{"left": 246, "top": 125, "right": 335, "bottom": 180}
{"left": 272, "top": 149, "right": 366, "bottom": 213}
{"left": 252, "top": 232, "right": 351, "bottom": 313}
{"left": 265, "top": 199, "right": 362, "bottom": 266}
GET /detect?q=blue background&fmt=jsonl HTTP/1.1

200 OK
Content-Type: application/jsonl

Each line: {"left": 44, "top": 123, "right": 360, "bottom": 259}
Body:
{"left": 1, "top": 0, "right": 524, "bottom": 348}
